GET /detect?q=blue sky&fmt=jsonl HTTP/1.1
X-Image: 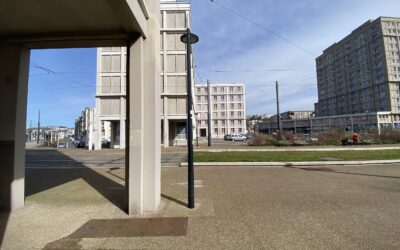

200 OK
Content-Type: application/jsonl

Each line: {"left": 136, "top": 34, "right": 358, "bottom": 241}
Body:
{"left": 27, "top": 0, "right": 400, "bottom": 127}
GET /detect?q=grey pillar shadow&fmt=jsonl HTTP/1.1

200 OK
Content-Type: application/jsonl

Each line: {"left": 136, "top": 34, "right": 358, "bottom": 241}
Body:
{"left": 25, "top": 149, "right": 126, "bottom": 211}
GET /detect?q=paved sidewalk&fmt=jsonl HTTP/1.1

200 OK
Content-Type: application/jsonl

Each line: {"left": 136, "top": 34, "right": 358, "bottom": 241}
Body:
{"left": 1, "top": 149, "right": 400, "bottom": 249}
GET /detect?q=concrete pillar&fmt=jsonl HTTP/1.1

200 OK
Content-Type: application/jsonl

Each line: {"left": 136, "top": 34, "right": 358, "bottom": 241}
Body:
{"left": 0, "top": 45, "right": 30, "bottom": 211}
{"left": 120, "top": 119, "right": 125, "bottom": 149}
{"left": 127, "top": 0, "right": 160, "bottom": 215}
{"left": 163, "top": 97, "right": 169, "bottom": 148}
{"left": 94, "top": 101, "right": 102, "bottom": 150}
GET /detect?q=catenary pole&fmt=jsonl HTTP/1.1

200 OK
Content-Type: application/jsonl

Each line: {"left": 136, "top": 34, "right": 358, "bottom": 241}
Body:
{"left": 275, "top": 81, "right": 282, "bottom": 137}
{"left": 207, "top": 79, "right": 211, "bottom": 147}
{"left": 37, "top": 110, "right": 40, "bottom": 144}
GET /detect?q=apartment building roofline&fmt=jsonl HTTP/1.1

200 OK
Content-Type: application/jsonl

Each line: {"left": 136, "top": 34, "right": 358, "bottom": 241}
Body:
{"left": 318, "top": 16, "right": 400, "bottom": 59}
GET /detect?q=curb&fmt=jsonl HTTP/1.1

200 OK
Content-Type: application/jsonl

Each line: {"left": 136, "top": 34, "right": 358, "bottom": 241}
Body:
{"left": 180, "top": 160, "right": 400, "bottom": 167}
{"left": 194, "top": 147, "right": 400, "bottom": 152}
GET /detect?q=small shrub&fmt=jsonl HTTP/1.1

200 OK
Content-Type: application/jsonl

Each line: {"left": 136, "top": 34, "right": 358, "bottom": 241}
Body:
{"left": 247, "top": 134, "right": 278, "bottom": 146}
{"left": 312, "top": 127, "right": 347, "bottom": 146}
{"left": 369, "top": 129, "right": 400, "bottom": 144}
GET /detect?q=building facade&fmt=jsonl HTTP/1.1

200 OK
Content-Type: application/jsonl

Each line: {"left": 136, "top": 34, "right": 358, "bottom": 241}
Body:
{"left": 260, "top": 111, "right": 400, "bottom": 134}
{"left": 194, "top": 83, "right": 246, "bottom": 138}
{"left": 75, "top": 107, "right": 95, "bottom": 149}
{"left": 315, "top": 17, "right": 400, "bottom": 116}
{"left": 94, "top": 0, "right": 193, "bottom": 149}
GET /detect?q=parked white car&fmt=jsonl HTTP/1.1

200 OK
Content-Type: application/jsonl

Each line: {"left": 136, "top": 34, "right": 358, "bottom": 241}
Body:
{"left": 231, "top": 134, "right": 247, "bottom": 141}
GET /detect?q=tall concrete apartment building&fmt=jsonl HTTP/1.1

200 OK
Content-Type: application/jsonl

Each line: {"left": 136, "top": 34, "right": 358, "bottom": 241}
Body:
{"left": 194, "top": 83, "right": 246, "bottom": 138}
{"left": 315, "top": 17, "right": 400, "bottom": 116}
{"left": 94, "top": 0, "right": 193, "bottom": 149}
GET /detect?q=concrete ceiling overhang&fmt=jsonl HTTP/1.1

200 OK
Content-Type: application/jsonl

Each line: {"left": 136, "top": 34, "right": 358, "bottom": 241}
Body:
{"left": 0, "top": 0, "right": 148, "bottom": 47}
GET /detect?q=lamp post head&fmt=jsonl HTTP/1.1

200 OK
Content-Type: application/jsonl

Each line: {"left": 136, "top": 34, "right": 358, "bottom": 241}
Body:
{"left": 181, "top": 32, "right": 199, "bottom": 44}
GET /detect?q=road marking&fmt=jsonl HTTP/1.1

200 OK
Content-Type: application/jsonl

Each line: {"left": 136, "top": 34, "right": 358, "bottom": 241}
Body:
{"left": 172, "top": 180, "right": 204, "bottom": 188}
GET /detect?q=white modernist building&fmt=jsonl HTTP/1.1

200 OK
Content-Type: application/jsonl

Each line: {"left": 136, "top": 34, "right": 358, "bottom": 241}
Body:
{"left": 194, "top": 83, "right": 246, "bottom": 138}
{"left": 94, "top": 0, "right": 194, "bottom": 149}
{"left": 74, "top": 107, "right": 96, "bottom": 149}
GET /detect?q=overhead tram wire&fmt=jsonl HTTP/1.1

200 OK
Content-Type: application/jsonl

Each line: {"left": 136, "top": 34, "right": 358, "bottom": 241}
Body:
{"left": 209, "top": 0, "right": 317, "bottom": 57}
{"left": 31, "top": 62, "right": 93, "bottom": 86}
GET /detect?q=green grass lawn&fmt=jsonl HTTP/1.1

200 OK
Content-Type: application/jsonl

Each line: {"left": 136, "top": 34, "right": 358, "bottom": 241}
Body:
{"left": 194, "top": 150, "right": 400, "bottom": 162}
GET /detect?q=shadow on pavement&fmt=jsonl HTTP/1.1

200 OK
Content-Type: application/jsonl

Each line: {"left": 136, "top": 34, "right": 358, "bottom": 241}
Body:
{"left": 285, "top": 165, "right": 400, "bottom": 179}
{"left": 25, "top": 149, "right": 126, "bottom": 211}
{"left": 161, "top": 194, "right": 187, "bottom": 207}
{"left": 0, "top": 212, "right": 9, "bottom": 247}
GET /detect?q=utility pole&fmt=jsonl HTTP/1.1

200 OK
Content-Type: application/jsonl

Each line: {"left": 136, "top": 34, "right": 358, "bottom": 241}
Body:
{"left": 37, "top": 110, "right": 40, "bottom": 144}
{"left": 29, "top": 120, "right": 32, "bottom": 142}
{"left": 275, "top": 81, "right": 282, "bottom": 137}
{"left": 207, "top": 79, "right": 211, "bottom": 147}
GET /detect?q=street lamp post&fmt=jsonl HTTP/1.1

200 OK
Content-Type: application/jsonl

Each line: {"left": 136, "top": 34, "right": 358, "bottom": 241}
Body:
{"left": 181, "top": 29, "right": 199, "bottom": 209}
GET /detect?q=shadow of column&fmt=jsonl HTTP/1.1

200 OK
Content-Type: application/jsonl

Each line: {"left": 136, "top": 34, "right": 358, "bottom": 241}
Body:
{"left": 25, "top": 149, "right": 126, "bottom": 211}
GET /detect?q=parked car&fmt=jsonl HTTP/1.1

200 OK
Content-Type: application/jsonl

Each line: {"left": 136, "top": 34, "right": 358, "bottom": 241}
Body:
{"left": 101, "top": 139, "right": 111, "bottom": 148}
{"left": 76, "top": 141, "right": 85, "bottom": 148}
{"left": 224, "top": 134, "right": 232, "bottom": 141}
{"left": 231, "top": 134, "right": 247, "bottom": 141}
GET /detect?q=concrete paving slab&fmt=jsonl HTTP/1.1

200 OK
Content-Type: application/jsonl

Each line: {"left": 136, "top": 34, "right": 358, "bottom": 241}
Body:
{"left": 2, "top": 149, "right": 400, "bottom": 249}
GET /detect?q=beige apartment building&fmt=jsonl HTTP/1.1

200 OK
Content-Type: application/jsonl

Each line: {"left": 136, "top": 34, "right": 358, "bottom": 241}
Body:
{"left": 315, "top": 17, "right": 400, "bottom": 116}
{"left": 194, "top": 83, "right": 246, "bottom": 138}
{"left": 94, "top": 0, "right": 193, "bottom": 149}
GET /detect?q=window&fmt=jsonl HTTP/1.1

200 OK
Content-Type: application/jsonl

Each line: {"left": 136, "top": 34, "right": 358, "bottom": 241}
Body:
{"left": 238, "top": 128, "right": 242, "bottom": 133}
{"left": 176, "top": 122, "right": 186, "bottom": 139}
{"left": 230, "top": 103, "right": 234, "bottom": 109}
{"left": 214, "top": 128, "right": 218, "bottom": 134}
{"left": 231, "top": 111, "right": 234, "bottom": 117}
{"left": 221, "top": 103, "right": 225, "bottom": 109}
{"left": 214, "top": 104, "right": 217, "bottom": 109}
{"left": 221, "top": 96, "right": 225, "bottom": 101}
{"left": 197, "top": 96, "right": 201, "bottom": 101}
{"left": 231, "top": 128, "right": 235, "bottom": 133}
{"left": 230, "top": 95, "right": 234, "bottom": 101}
{"left": 213, "top": 87, "right": 217, "bottom": 92}
{"left": 222, "top": 120, "right": 226, "bottom": 125}
{"left": 221, "top": 128, "right": 225, "bottom": 134}
{"left": 166, "top": 11, "right": 186, "bottom": 29}
{"left": 238, "top": 103, "right": 242, "bottom": 109}
{"left": 221, "top": 112, "right": 225, "bottom": 118}
{"left": 214, "top": 120, "right": 218, "bottom": 125}
{"left": 214, "top": 96, "right": 217, "bottom": 101}
{"left": 230, "top": 87, "right": 233, "bottom": 93}
{"left": 213, "top": 112, "right": 218, "bottom": 118}
{"left": 238, "top": 111, "right": 242, "bottom": 117}
{"left": 237, "top": 87, "right": 241, "bottom": 92}
{"left": 230, "top": 120, "right": 234, "bottom": 125}
{"left": 166, "top": 33, "right": 185, "bottom": 51}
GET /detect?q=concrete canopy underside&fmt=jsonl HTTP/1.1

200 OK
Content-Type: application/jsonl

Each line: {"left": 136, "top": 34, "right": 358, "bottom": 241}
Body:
{"left": 0, "top": 0, "right": 161, "bottom": 216}
{"left": 0, "top": 0, "right": 147, "bottom": 47}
